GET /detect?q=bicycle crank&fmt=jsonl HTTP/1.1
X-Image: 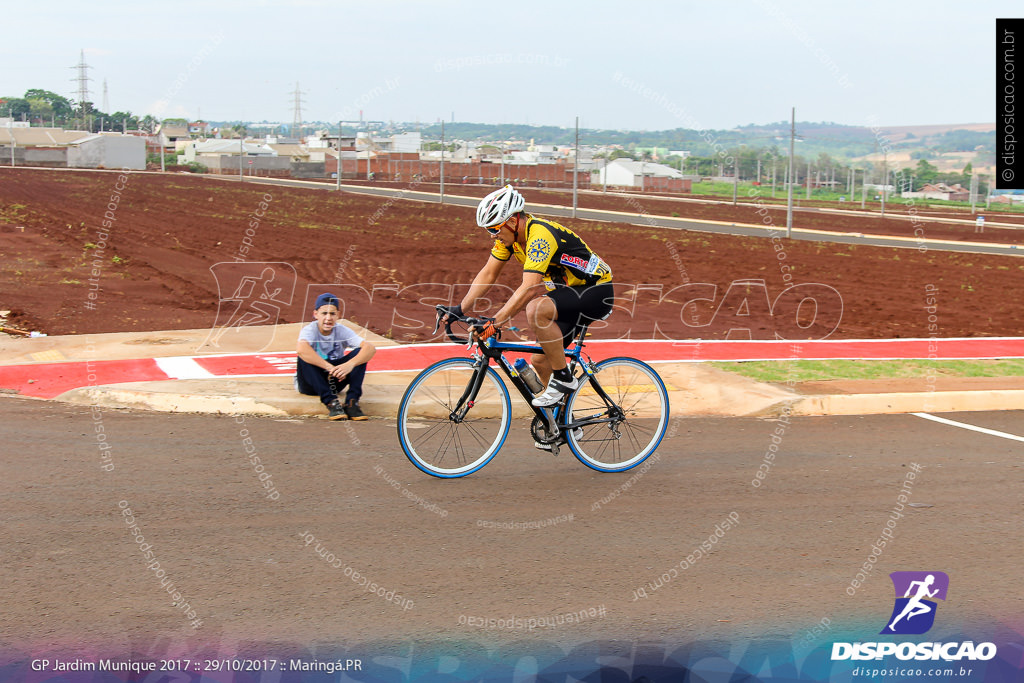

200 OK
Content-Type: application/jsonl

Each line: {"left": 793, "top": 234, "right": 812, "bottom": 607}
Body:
{"left": 530, "top": 414, "right": 561, "bottom": 456}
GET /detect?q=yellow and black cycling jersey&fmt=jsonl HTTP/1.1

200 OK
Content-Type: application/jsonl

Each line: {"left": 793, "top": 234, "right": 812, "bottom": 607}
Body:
{"left": 490, "top": 214, "right": 612, "bottom": 288}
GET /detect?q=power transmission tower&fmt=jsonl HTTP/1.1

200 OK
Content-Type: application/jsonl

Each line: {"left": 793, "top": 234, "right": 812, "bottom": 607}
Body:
{"left": 291, "top": 82, "right": 306, "bottom": 139}
{"left": 102, "top": 78, "right": 109, "bottom": 114}
{"left": 70, "top": 49, "right": 93, "bottom": 130}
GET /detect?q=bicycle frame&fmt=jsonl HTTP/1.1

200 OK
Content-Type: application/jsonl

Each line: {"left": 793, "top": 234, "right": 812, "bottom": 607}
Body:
{"left": 452, "top": 326, "right": 621, "bottom": 444}
{"left": 401, "top": 306, "right": 670, "bottom": 476}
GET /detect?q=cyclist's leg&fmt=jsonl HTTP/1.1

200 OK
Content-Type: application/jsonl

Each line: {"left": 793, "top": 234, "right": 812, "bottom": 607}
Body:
{"left": 535, "top": 282, "right": 614, "bottom": 361}
{"left": 525, "top": 293, "right": 572, "bottom": 386}
{"left": 529, "top": 288, "right": 587, "bottom": 407}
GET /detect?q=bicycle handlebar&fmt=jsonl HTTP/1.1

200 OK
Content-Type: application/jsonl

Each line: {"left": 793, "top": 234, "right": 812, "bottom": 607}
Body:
{"left": 434, "top": 304, "right": 480, "bottom": 345}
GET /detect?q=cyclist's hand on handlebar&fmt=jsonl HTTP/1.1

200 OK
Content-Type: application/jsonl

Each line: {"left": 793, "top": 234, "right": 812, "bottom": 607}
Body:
{"left": 472, "top": 317, "right": 500, "bottom": 341}
{"left": 438, "top": 304, "right": 464, "bottom": 324}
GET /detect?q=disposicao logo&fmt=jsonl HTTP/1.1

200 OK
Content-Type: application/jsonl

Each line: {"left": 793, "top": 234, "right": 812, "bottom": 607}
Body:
{"left": 831, "top": 571, "right": 998, "bottom": 663}
{"left": 881, "top": 571, "right": 949, "bottom": 635}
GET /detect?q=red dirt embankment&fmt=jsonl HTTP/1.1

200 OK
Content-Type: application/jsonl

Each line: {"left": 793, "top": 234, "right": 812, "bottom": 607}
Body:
{"left": 1, "top": 168, "right": 1022, "bottom": 341}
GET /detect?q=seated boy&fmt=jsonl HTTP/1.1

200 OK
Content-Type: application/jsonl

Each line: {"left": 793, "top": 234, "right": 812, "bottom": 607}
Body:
{"left": 295, "top": 292, "right": 376, "bottom": 420}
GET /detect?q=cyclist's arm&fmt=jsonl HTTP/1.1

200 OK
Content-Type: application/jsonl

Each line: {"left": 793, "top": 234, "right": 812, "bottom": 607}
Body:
{"left": 459, "top": 255, "right": 505, "bottom": 313}
{"left": 493, "top": 271, "right": 547, "bottom": 327}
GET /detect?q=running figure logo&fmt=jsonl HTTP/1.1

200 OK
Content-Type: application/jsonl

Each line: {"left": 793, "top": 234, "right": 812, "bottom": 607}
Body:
{"left": 202, "top": 262, "right": 296, "bottom": 351}
{"left": 881, "top": 571, "right": 949, "bottom": 635}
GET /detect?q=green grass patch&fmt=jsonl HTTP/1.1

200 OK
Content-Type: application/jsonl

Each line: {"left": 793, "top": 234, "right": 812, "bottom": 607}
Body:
{"left": 713, "top": 358, "right": 1024, "bottom": 383}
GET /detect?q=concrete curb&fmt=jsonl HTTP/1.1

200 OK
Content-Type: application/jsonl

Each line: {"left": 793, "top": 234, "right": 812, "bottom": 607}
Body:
{"left": 48, "top": 364, "right": 805, "bottom": 419}
{"left": 47, "top": 375, "right": 1024, "bottom": 420}
{"left": 787, "top": 389, "right": 1024, "bottom": 417}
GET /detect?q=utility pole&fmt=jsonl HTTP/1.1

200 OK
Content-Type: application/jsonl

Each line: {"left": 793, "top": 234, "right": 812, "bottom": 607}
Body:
{"left": 881, "top": 150, "right": 887, "bottom": 216}
{"left": 336, "top": 120, "right": 342, "bottom": 191}
{"left": 440, "top": 120, "right": 445, "bottom": 204}
{"left": 572, "top": 115, "right": 579, "bottom": 218}
{"left": 786, "top": 107, "right": 795, "bottom": 238}
{"left": 732, "top": 156, "right": 738, "bottom": 206}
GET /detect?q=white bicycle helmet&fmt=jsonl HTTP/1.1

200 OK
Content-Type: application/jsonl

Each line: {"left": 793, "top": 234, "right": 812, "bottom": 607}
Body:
{"left": 476, "top": 184, "right": 525, "bottom": 229}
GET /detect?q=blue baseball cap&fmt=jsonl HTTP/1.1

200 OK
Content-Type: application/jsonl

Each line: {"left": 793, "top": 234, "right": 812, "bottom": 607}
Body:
{"left": 314, "top": 292, "right": 340, "bottom": 310}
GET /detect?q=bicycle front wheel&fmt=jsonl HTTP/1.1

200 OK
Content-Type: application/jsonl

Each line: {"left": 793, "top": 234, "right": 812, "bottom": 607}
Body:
{"left": 397, "top": 358, "right": 511, "bottom": 478}
{"left": 565, "top": 357, "right": 669, "bottom": 472}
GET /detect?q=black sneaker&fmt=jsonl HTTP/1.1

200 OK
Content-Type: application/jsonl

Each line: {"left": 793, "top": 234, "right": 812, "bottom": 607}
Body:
{"left": 344, "top": 400, "right": 368, "bottom": 421}
{"left": 327, "top": 398, "right": 347, "bottom": 420}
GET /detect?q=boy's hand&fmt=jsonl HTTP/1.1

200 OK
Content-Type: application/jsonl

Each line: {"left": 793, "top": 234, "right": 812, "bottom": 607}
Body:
{"left": 328, "top": 362, "right": 351, "bottom": 379}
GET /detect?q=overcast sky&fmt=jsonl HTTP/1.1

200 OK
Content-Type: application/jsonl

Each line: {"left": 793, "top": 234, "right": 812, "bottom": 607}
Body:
{"left": 5, "top": 0, "right": 1016, "bottom": 130}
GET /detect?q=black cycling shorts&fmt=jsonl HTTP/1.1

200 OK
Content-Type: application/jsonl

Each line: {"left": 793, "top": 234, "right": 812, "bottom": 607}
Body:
{"left": 545, "top": 282, "right": 614, "bottom": 347}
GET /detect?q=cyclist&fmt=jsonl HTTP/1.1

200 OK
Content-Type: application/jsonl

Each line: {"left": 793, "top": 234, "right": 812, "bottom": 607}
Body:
{"left": 444, "top": 184, "right": 614, "bottom": 410}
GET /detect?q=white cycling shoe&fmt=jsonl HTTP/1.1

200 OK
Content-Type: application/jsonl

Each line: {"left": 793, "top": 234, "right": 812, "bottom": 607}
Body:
{"left": 531, "top": 374, "right": 580, "bottom": 407}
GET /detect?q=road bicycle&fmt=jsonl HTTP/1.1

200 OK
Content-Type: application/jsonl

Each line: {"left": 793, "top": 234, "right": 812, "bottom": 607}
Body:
{"left": 396, "top": 305, "right": 670, "bottom": 478}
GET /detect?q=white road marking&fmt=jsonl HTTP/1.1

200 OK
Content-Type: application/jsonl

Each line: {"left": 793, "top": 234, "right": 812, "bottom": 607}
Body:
{"left": 155, "top": 357, "right": 215, "bottom": 379}
{"left": 912, "top": 412, "right": 1024, "bottom": 443}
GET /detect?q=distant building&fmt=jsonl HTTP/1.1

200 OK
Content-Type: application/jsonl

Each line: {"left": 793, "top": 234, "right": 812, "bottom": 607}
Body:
{"left": 0, "top": 127, "right": 143, "bottom": 169}
{"left": 155, "top": 122, "right": 191, "bottom": 148}
{"left": 66, "top": 132, "right": 146, "bottom": 170}
{"left": 901, "top": 182, "right": 970, "bottom": 201}
{"left": 990, "top": 194, "right": 1022, "bottom": 205}
{"left": 0, "top": 127, "right": 90, "bottom": 147}
{"left": 594, "top": 158, "right": 688, "bottom": 191}
{"left": 182, "top": 139, "right": 277, "bottom": 162}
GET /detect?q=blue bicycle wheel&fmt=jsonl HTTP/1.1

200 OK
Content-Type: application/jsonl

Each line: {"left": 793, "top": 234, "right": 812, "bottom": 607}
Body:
{"left": 564, "top": 357, "right": 669, "bottom": 472}
{"left": 397, "top": 358, "right": 512, "bottom": 478}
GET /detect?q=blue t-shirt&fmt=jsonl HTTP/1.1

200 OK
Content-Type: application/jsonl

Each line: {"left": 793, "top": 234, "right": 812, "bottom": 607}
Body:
{"left": 298, "top": 321, "right": 363, "bottom": 361}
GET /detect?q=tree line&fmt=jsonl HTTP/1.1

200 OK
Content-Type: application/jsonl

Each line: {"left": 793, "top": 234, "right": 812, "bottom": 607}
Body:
{"left": 1, "top": 88, "right": 160, "bottom": 133}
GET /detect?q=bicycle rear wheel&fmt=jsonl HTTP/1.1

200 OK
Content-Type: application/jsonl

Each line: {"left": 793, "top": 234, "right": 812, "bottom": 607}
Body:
{"left": 564, "top": 357, "right": 669, "bottom": 472}
{"left": 397, "top": 358, "right": 511, "bottom": 478}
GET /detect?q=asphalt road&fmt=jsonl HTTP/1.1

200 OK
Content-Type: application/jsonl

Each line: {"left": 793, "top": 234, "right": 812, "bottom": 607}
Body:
{"left": 2, "top": 396, "right": 1022, "bottom": 678}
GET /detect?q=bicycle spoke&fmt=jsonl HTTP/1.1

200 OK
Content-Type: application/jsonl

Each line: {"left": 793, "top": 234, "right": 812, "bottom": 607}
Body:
{"left": 398, "top": 359, "right": 510, "bottom": 478}
{"left": 565, "top": 358, "right": 668, "bottom": 472}
{"left": 461, "top": 420, "right": 496, "bottom": 448}
{"left": 411, "top": 418, "right": 453, "bottom": 447}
